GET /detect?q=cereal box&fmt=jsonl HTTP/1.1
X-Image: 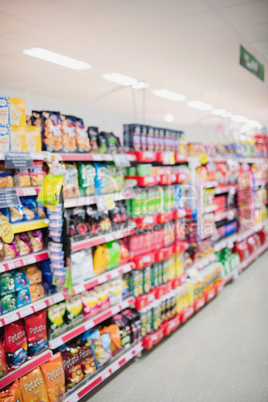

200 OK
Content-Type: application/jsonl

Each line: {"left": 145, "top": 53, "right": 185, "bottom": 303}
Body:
{"left": 26, "top": 126, "right": 41, "bottom": 152}
{"left": 9, "top": 97, "right": 26, "bottom": 126}
{"left": 10, "top": 125, "right": 26, "bottom": 152}
{"left": 0, "top": 125, "right": 10, "bottom": 151}
{"left": 0, "top": 97, "right": 9, "bottom": 126}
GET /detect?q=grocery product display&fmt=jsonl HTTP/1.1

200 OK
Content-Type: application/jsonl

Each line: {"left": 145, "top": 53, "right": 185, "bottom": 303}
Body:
{"left": 0, "top": 97, "right": 267, "bottom": 401}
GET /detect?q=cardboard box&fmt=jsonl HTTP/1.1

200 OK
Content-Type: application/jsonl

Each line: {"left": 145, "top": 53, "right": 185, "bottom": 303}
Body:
{"left": 9, "top": 97, "right": 26, "bottom": 126}
{"left": 26, "top": 126, "right": 41, "bottom": 152}
{"left": 0, "top": 97, "right": 10, "bottom": 127}
{"left": 0, "top": 126, "right": 10, "bottom": 151}
{"left": 10, "top": 125, "right": 26, "bottom": 151}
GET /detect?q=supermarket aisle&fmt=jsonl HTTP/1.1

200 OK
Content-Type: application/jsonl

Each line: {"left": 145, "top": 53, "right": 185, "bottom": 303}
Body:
{"left": 86, "top": 252, "right": 268, "bottom": 402}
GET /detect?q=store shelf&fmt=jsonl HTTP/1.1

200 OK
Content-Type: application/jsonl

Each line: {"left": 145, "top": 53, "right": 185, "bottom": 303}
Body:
{"left": 64, "top": 341, "right": 143, "bottom": 402}
{"left": 0, "top": 350, "right": 53, "bottom": 389}
{"left": 180, "top": 305, "right": 194, "bottom": 323}
{"left": 58, "top": 153, "right": 135, "bottom": 162}
{"left": 236, "top": 219, "right": 268, "bottom": 242}
{"left": 238, "top": 241, "right": 268, "bottom": 273}
{"left": 214, "top": 185, "right": 237, "bottom": 195}
{"left": 11, "top": 218, "right": 49, "bottom": 234}
{"left": 214, "top": 234, "right": 238, "bottom": 252}
{"left": 194, "top": 296, "right": 206, "bottom": 312}
{"left": 71, "top": 222, "right": 136, "bottom": 252}
{"left": 0, "top": 152, "right": 45, "bottom": 161}
{"left": 16, "top": 186, "right": 42, "bottom": 197}
{"left": 0, "top": 249, "right": 49, "bottom": 273}
{"left": 135, "top": 281, "right": 172, "bottom": 309}
{"left": 189, "top": 252, "right": 217, "bottom": 271}
{"left": 49, "top": 296, "right": 135, "bottom": 349}
{"left": 64, "top": 191, "right": 135, "bottom": 208}
{"left": 214, "top": 209, "right": 238, "bottom": 222}
{"left": 202, "top": 181, "right": 218, "bottom": 189}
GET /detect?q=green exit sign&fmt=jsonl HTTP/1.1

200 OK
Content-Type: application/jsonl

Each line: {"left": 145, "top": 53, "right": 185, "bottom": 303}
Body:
{"left": 240, "top": 45, "right": 264, "bottom": 81}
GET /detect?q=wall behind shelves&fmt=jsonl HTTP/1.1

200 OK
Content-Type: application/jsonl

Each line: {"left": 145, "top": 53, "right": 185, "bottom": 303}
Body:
{"left": 1, "top": 87, "right": 232, "bottom": 145}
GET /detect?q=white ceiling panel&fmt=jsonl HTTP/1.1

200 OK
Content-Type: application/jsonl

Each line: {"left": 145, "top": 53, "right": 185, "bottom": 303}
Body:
{"left": 253, "top": 40, "right": 268, "bottom": 54}
{"left": 219, "top": 0, "right": 268, "bottom": 27}
{"left": 3, "top": 26, "right": 65, "bottom": 47}
{"left": 0, "top": 0, "right": 64, "bottom": 23}
{"left": 0, "top": 11, "right": 28, "bottom": 34}
{"left": 239, "top": 22, "right": 268, "bottom": 42}
{"left": 172, "top": 11, "right": 230, "bottom": 34}
{"left": 206, "top": 0, "right": 257, "bottom": 9}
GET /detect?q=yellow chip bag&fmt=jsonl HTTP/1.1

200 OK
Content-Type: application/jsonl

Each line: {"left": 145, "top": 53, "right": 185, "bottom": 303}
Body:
{"left": 20, "top": 367, "right": 49, "bottom": 402}
{"left": 41, "top": 353, "right": 65, "bottom": 402}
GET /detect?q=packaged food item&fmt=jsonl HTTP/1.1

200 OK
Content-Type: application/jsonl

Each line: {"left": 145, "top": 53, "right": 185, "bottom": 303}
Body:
{"left": 21, "top": 197, "right": 38, "bottom": 220}
{"left": 39, "top": 111, "right": 62, "bottom": 152}
{"left": 93, "top": 244, "right": 110, "bottom": 276}
{"left": 77, "top": 344, "right": 96, "bottom": 377}
{"left": 61, "top": 347, "right": 83, "bottom": 389}
{"left": 24, "top": 310, "right": 48, "bottom": 356}
{"left": 47, "top": 303, "right": 66, "bottom": 337}
{"left": 100, "top": 324, "right": 121, "bottom": 356}
{"left": 62, "top": 163, "right": 80, "bottom": 199}
{"left": 29, "top": 284, "right": 45, "bottom": 302}
{"left": 0, "top": 380, "right": 23, "bottom": 402}
{"left": 65, "top": 295, "right": 83, "bottom": 325}
{"left": 15, "top": 233, "right": 32, "bottom": 256}
{"left": 41, "top": 353, "right": 65, "bottom": 402}
{"left": 26, "top": 264, "right": 42, "bottom": 285}
{"left": 3, "top": 240, "right": 19, "bottom": 260}
{"left": 20, "top": 367, "right": 49, "bottom": 402}
{"left": 110, "top": 313, "right": 131, "bottom": 349}
{"left": 0, "top": 339, "right": 8, "bottom": 378}
{"left": 95, "top": 284, "right": 110, "bottom": 309}
{"left": 9, "top": 97, "right": 26, "bottom": 126}
{"left": 30, "top": 161, "right": 45, "bottom": 186}
{"left": 0, "top": 271, "right": 15, "bottom": 295}
{"left": 0, "top": 126, "right": 10, "bottom": 152}
{"left": 77, "top": 162, "right": 95, "bottom": 196}
{"left": 26, "top": 126, "right": 42, "bottom": 152}
{"left": 0, "top": 168, "right": 13, "bottom": 188}
{"left": 9, "top": 205, "right": 24, "bottom": 223}
{"left": 13, "top": 169, "right": 31, "bottom": 187}
{"left": 0, "top": 207, "right": 10, "bottom": 223}
{"left": 0, "top": 96, "right": 9, "bottom": 126}
{"left": 4, "top": 320, "right": 28, "bottom": 368}
{"left": 87, "top": 126, "right": 98, "bottom": 153}
{"left": 75, "top": 118, "right": 90, "bottom": 152}
{"left": 14, "top": 270, "right": 29, "bottom": 291}
{"left": 94, "top": 163, "right": 110, "bottom": 195}
{"left": 10, "top": 126, "right": 26, "bottom": 152}
{"left": 1, "top": 293, "right": 16, "bottom": 314}
{"left": 28, "top": 230, "right": 44, "bottom": 252}
{"left": 37, "top": 201, "right": 46, "bottom": 218}
{"left": 71, "top": 248, "right": 94, "bottom": 286}
{"left": 81, "top": 290, "right": 99, "bottom": 316}
{"left": 17, "top": 288, "right": 31, "bottom": 308}
{"left": 61, "top": 115, "right": 77, "bottom": 153}
{"left": 97, "top": 131, "right": 107, "bottom": 154}
{"left": 122, "top": 308, "right": 141, "bottom": 343}
{"left": 87, "top": 329, "right": 111, "bottom": 368}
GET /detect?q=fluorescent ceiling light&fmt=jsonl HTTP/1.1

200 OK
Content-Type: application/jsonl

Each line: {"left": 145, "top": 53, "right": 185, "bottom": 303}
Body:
{"left": 153, "top": 89, "right": 186, "bottom": 102}
{"left": 231, "top": 115, "right": 248, "bottom": 123}
{"left": 103, "top": 73, "right": 137, "bottom": 86}
{"left": 187, "top": 100, "right": 212, "bottom": 111}
{"left": 212, "top": 108, "right": 226, "bottom": 116}
{"left": 132, "top": 81, "right": 148, "bottom": 89}
{"left": 247, "top": 119, "right": 262, "bottom": 128}
{"left": 164, "top": 114, "right": 174, "bottom": 122}
{"left": 22, "top": 47, "right": 91, "bottom": 70}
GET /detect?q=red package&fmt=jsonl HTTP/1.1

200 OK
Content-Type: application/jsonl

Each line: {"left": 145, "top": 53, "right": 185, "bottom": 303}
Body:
{"left": 4, "top": 320, "right": 28, "bottom": 369}
{"left": 0, "top": 339, "right": 8, "bottom": 378}
{"left": 24, "top": 310, "right": 48, "bottom": 357}
{"left": 247, "top": 236, "right": 256, "bottom": 254}
{"left": 233, "top": 241, "right": 249, "bottom": 262}
{"left": 258, "top": 229, "right": 266, "bottom": 245}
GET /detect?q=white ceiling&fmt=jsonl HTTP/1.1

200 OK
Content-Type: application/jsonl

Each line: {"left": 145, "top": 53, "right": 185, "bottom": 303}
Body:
{"left": 0, "top": 0, "right": 267, "bottom": 128}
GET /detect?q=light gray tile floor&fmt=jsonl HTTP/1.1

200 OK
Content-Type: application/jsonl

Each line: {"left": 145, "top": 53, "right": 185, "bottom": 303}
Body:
{"left": 83, "top": 252, "right": 268, "bottom": 402}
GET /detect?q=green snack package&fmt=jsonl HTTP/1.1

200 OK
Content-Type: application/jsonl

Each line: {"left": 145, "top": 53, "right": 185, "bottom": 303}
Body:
{"left": 47, "top": 302, "right": 66, "bottom": 338}
{"left": 65, "top": 295, "right": 83, "bottom": 325}
{"left": 77, "top": 163, "right": 95, "bottom": 196}
{"left": 106, "top": 240, "right": 120, "bottom": 271}
{"left": 0, "top": 272, "right": 15, "bottom": 295}
{"left": 1, "top": 293, "right": 16, "bottom": 314}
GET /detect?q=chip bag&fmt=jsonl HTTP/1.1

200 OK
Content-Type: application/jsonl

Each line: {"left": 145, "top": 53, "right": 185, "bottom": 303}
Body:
{"left": 4, "top": 320, "right": 28, "bottom": 369}
{"left": 20, "top": 367, "right": 49, "bottom": 402}
{"left": 0, "top": 380, "right": 23, "bottom": 402}
{"left": 0, "top": 339, "right": 8, "bottom": 378}
{"left": 41, "top": 353, "right": 65, "bottom": 402}
{"left": 24, "top": 310, "right": 48, "bottom": 356}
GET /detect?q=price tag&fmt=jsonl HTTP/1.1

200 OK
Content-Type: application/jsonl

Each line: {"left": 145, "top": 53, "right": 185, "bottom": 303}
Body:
{"left": 5, "top": 152, "right": 33, "bottom": 169}
{"left": 0, "top": 188, "right": 21, "bottom": 209}
{"left": 113, "top": 154, "right": 130, "bottom": 167}
{"left": 0, "top": 222, "right": 14, "bottom": 243}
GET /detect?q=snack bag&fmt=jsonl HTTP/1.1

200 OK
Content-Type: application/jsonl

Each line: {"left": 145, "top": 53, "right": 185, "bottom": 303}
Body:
{"left": 20, "top": 367, "right": 49, "bottom": 402}
{"left": 0, "top": 380, "right": 23, "bottom": 402}
{"left": 26, "top": 264, "right": 42, "bottom": 285}
{"left": 0, "top": 168, "right": 14, "bottom": 188}
{"left": 14, "top": 269, "right": 29, "bottom": 291}
{"left": 87, "top": 126, "right": 98, "bottom": 153}
{"left": 81, "top": 290, "right": 99, "bottom": 316}
{"left": 0, "top": 339, "right": 8, "bottom": 378}
{"left": 30, "top": 161, "right": 45, "bottom": 186}
{"left": 75, "top": 118, "right": 90, "bottom": 152}
{"left": 106, "top": 240, "right": 120, "bottom": 271}
{"left": 93, "top": 244, "right": 110, "bottom": 276}
{"left": 64, "top": 295, "right": 83, "bottom": 324}
{"left": 9, "top": 97, "right": 26, "bottom": 126}
{"left": 15, "top": 233, "right": 32, "bottom": 256}
{"left": 0, "top": 208, "right": 10, "bottom": 223}
{"left": 29, "top": 284, "right": 45, "bottom": 302}
{"left": 41, "top": 111, "right": 62, "bottom": 152}
{"left": 17, "top": 288, "right": 31, "bottom": 308}
{"left": 62, "top": 163, "right": 80, "bottom": 199}
{"left": 47, "top": 303, "right": 66, "bottom": 336}
{"left": 26, "top": 126, "right": 42, "bottom": 152}
{"left": 94, "top": 163, "right": 110, "bottom": 195}
{"left": 21, "top": 197, "right": 38, "bottom": 220}
{"left": 37, "top": 201, "right": 46, "bottom": 218}
{"left": 61, "top": 115, "right": 77, "bottom": 153}
{"left": 24, "top": 310, "right": 48, "bottom": 356}
{"left": 41, "top": 353, "right": 65, "bottom": 402}
{"left": 4, "top": 320, "right": 28, "bottom": 368}
{"left": 1, "top": 293, "right": 16, "bottom": 314}
{"left": 4, "top": 240, "right": 19, "bottom": 260}
{"left": 28, "top": 230, "right": 44, "bottom": 252}
{"left": 0, "top": 271, "right": 16, "bottom": 295}
{"left": 87, "top": 329, "right": 111, "bottom": 368}
{"left": 61, "top": 347, "right": 83, "bottom": 389}
{"left": 9, "top": 205, "right": 24, "bottom": 223}
{"left": 13, "top": 169, "right": 31, "bottom": 187}
{"left": 77, "top": 162, "right": 95, "bottom": 196}
{"left": 77, "top": 344, "right": 96, "bottom": 377}
{"left": 100, "top": 324, "right": 121, "bottom": 356}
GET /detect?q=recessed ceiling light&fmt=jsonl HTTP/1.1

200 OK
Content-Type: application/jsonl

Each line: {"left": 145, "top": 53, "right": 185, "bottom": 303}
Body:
{"left": 102, "top": 73, "right": 137, "bottom": 86}
{"left": 22, "top": 47, "right": 91, "bottom": 70}
{"left": 187, "top": 100, "right": 212, "bottom": 111}
{"left": 231, "top": 115, "right": 248, "bottom": 123}
{"left": 164, "top": 114, "right": 174, "bottom": 122}
{"left": 132, "top": 81, "right": 149, "bottom": 89}
{"left": 153, "top": 89, "right": 186, "bottom": 102}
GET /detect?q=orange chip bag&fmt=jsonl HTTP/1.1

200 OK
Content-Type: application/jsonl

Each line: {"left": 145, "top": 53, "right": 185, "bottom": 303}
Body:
{"left": 29, "top": 283, "right": 45, "bottom": 302}
{"left": 26, "top": 264, "right": 42, "bottom": 285}
{"left": 41, "top": 353, "right": 65, "bottom": 402}
{"left": 20, "top": 367, "right": 49, "bottom": 402}
{"left": 0, "top": 380, "right": 23, "bottom": 402}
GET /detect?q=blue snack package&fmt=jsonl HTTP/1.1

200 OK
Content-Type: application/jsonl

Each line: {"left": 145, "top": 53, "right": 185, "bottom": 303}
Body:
{"left": 94, "top": 163, "right": 109, "bottom": 195}
{"left": 14, "top": 270, "right": 29, "bottom": 292}
{"left": 21, "top": 197, "right": 38, "bottom": 221}
{"left": 16, "top": 288, "right": 31, "bottom": 308}
{"left": 9, "top": 205, "right": 25, "bottom": 223}
{"left": 36, "top": 200, "right": 46, "bottom": 219}
{"left": 0, "top": 208, "right": 10, "bottom": 223}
